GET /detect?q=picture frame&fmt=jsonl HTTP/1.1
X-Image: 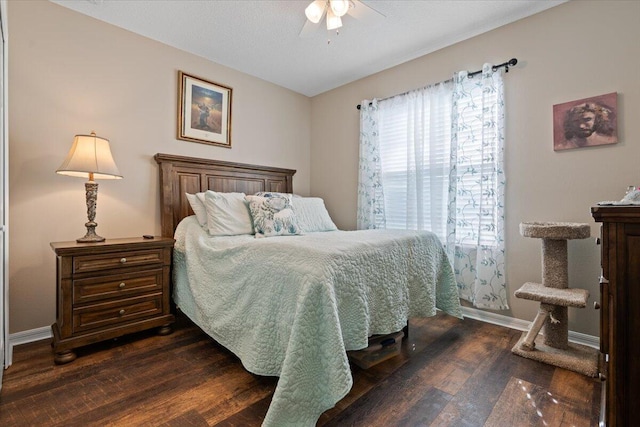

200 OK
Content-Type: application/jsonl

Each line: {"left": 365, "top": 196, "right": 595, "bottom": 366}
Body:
{"left": 553, "top": 92, "right": 617, "bottom": 151}
{"left": 178, "top": 71, "right": 232, "bottom": 148}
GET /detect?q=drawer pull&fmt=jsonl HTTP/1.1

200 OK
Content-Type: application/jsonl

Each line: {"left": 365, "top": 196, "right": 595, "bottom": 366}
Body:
{"left": 119, "top": 309, "right": 125, "bottom": 316}
{"left": 119, "top": 282, "right": 126, "bottom": 289}
{"left": 594, "top": 301, "right": 601, "bottom": 310}
{"left": 120, "top": 258, "right": 127, "bottom": 264}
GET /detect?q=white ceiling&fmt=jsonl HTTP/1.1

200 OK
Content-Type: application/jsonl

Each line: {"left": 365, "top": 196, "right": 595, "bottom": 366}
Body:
{"left": 51, "top": 0, "right": 565, "bottom": 97}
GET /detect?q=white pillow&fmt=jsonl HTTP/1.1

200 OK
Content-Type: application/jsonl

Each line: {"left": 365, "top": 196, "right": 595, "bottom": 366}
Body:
{"left": 203, "top": 191, "right": 253, "bottom": 236}
{"left": 294, "top": 197, "right": 338, "bottom": 232}
{"left": 185, "top": 192, "right": 207, "bottom": 227}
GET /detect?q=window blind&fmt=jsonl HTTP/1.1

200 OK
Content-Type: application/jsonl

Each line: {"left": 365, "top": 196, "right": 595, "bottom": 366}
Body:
{"left": 377, "top": 79, "right": 500, "bottom": 247}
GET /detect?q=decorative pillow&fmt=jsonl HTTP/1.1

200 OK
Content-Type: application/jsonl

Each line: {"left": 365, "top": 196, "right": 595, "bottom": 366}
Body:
{"left": 254, "top": 191, "right": 301, "bottom": 198}
{"left": 294, "top": 197, "right": 338, "bottom": 232}
{"left": 203, "top": 191, "right": 254, "bottom": 236}
{"left": 246, "top": 195, "right": 301, "bottom": 237}
{"left": 185, "top": 192, "right": 207, "bottom": 227}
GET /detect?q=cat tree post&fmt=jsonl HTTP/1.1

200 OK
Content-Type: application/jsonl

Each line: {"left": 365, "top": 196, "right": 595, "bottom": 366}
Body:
{"left": 541, "top": 236, "right": 569, "bottom": 346}
{"left": 512, "top": 222, "right": 599, "bottom": 377}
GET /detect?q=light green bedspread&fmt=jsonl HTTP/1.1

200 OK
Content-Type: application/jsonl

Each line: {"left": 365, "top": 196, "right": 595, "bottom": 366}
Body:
{"left": 173, "top": 216, "right": 462, "bottom": 426}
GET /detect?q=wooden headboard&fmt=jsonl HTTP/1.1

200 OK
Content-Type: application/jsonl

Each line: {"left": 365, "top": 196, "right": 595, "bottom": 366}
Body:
{"left": 154, "top": 153, "right": 296, "bottom": 237}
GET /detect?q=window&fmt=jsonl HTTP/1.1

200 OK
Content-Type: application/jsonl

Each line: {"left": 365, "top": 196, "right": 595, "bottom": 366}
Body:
{"left": 359, "top": 66, "right": 507, "bottom": 309}
{"left": 376, "top": 77, "right": 502, "bottom": 249}
{"left": 377, "top": 85, "right": 452, "bottom": 242}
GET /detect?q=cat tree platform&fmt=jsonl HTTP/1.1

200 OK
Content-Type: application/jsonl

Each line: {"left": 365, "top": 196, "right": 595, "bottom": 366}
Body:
{"left": 512, "top": 222, "right": 598, "bottom": 377}
{"left": 515, "top": 282, "right": 589, "bottom": 308}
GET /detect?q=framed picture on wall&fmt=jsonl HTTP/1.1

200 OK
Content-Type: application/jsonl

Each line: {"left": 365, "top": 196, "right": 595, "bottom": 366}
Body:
{"left": 178, "top": 71, "right": 232, "bottom": 148}
{"left": 553, "top": 92, "right": 617, "bottom": 151}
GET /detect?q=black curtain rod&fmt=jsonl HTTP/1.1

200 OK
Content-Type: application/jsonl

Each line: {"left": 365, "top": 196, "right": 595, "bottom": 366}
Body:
{"left": 356, "top": 58, "right": 518, "bottom": 110}
{"left": 467, "top": 58, "right": 518, "bottom": 78}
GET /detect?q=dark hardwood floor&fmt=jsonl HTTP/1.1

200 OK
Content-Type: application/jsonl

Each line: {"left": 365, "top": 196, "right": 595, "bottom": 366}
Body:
{"left": 0, "top": 312, "right": 600, "bottom": 426}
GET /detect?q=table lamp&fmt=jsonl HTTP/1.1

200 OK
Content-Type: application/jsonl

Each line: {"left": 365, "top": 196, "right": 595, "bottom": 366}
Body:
{"left": 56, "top": 132, "right": 123, "bottom": 242}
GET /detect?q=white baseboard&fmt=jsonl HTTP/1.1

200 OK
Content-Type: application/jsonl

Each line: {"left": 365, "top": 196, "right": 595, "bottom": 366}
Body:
{"left": 6, "top": 326, "right": 52, "bottom": 367}
{"left": 461, "top": 306, "right": 600, "bottom": 349}
{"left": 4, "top": 308, "right": 600, "bottom": 368}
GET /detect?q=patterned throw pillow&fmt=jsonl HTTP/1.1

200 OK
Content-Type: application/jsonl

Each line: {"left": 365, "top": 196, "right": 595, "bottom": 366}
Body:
{"left": 246, "top": 195, "right": 301, "bottom": 237}
{"left": 254, "top": 191, "right": 299, "bottom": 198}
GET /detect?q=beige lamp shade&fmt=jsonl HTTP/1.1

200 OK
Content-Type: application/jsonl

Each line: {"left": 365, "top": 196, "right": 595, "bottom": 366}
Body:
{"left": 56, "top": 132, "right": 123, "bottom": 180}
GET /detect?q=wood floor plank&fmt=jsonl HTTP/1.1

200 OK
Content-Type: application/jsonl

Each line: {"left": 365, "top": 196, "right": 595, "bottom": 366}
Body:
{"left": 484, "top": 377, "right": 550, "bottom": 427}
{"left": 484, "top": 374, "right": 600, "bottom": 427}
{"left": 428, "top": 327, "right": 551, "bottom": 427}
{"left": 321, "top": 317, "right": 485, "bottom": 426}
{"left": 213, "top": 395, "right": 272, "bottom": 427}
{"left": 320, "top": 314, "right": 463, "bottom": 422}
{"left": 163, "top": 409, "right": 210, "bottom": 427}
{"left": 422, "top": 322, "right": 512, "bottom": 396}
{"left": 1, "top": 327, "right": 206, "bottom": 405}
{"left": 0, "top": 312, "right": 600, "bottom": 427}
{"left": 395, "top": 386, "right": 453, "bottom": 427}
{"left": 201, "top": 375, "right": 276, "bottom": 425}
{"left": 0, "top": 400, "right": 28, "bottom": 427}
{"left": 548, "top": 368, "right": 601, "bottom": 426}
{"left": 58, "top": 348, "right": 243, "bottom": 425}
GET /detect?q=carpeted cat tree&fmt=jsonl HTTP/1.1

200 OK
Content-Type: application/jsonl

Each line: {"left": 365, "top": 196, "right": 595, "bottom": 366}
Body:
{"left": 511, "top": 221, "right": 598, "bottom": 377}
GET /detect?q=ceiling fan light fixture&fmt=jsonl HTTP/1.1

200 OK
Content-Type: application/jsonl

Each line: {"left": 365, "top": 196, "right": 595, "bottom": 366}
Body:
{"left": 305, "top": 0, "right": 326, "bottom": 24}
{"left": 329, "top": 0, "right": 350, "bottom": 17}
{"left": 326, "top": 7, "right": 342, "bottom": 30}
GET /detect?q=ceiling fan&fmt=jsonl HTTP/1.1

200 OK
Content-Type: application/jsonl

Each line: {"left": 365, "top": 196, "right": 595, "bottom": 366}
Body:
{"left": 299, "top": 0, "right": 385, "bottom": 38}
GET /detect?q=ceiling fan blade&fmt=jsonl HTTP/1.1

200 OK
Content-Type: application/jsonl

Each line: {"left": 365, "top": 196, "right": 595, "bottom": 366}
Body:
{"left": 348, "top": 0, "right": 386, "bottom": 23}
{"left": 299, "top": 18, "right": 322, "bottom": 37}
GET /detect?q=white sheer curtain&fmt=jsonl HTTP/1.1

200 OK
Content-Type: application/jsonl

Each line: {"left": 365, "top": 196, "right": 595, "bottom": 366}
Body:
{"left": 448, "top": 65, "right": 507, "bottom": 309}
{"left": 357, "top": 64, "right": 508, "bottom": 310}
{"left": 357, "top": 100, "right": 385, "bottom": 230}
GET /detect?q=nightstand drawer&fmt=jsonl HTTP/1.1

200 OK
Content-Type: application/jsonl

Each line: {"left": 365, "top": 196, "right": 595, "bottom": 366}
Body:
{"left": 73, "top": 293, "right": 163, "bottom": 333}
{"left": 73, "top": 249, "right": 164, "bottom": 274}
{"left": 73, "top": 269, "right": 163, "bottom": 304}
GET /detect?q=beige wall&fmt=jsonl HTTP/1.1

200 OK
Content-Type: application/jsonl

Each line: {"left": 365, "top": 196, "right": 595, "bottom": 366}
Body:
{"left": 8, "top": 1, "right": 311, "bottom": 333}
{"left": 310, "top": 0, "right": 640, "bottom": 336}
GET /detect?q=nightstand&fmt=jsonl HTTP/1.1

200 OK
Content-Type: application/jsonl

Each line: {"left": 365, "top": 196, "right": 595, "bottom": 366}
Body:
{"left": 50, "top": 237, "right": 175, "bottom": 364}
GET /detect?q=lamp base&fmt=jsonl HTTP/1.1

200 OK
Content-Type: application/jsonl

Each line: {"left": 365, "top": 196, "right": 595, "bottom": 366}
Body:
{"left": 77, "top": 235, "right": 105, "bottom": 243}
{"left": 77, "top": 221, "right": 105, "bottom": 243}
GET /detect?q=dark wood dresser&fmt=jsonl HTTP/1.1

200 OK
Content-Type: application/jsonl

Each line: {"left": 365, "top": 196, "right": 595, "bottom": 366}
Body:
{"left": 50, "top": 237, "right": 175, "bottom": 364}
{"left": 591, "top": 206, "right": 640, "bottom": 426}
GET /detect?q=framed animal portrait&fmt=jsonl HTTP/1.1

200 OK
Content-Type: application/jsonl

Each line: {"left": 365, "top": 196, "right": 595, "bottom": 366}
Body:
{"left": 553, "top": 92, "right": 617, "bottom": 151}
{"left": 178, "top": 71, "right": 232, "bottom": 148}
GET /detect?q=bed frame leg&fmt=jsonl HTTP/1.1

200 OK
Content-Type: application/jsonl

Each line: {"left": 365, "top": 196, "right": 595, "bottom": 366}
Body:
{"left": 402, "top": 322, "right": 409, "bottom": 339}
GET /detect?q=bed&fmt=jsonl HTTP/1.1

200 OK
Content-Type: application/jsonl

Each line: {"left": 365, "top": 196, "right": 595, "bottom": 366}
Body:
{"left": 154, "top": 153, "right": 462, "bottom": 427}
